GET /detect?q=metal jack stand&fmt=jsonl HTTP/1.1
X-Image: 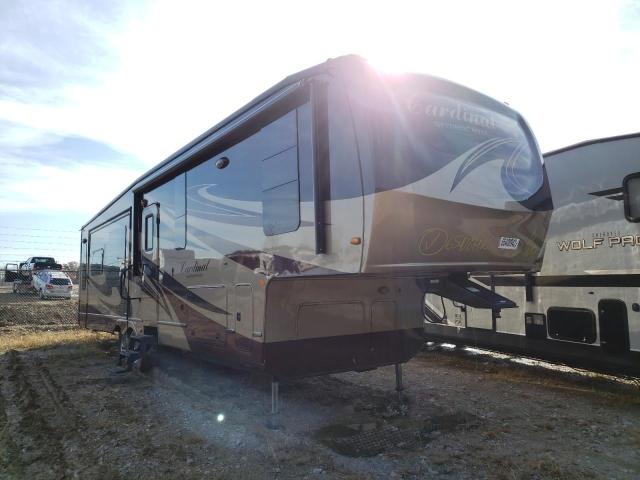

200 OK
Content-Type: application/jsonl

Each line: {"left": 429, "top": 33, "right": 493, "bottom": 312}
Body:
{"left": 266, "top": 378, "right": 282, "bottom": 430}
{"left": 395, "top": 363, "right": 404, "bottom": 402}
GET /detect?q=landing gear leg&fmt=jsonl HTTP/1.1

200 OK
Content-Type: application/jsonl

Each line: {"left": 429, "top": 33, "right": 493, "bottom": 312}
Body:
{"left": 266, "top": 378, "right": 281, "bottom": 430}
{"left": 395, "top": 363, "right": 404, "bottom": 402}
{"left": 271, "top": 379, "right": 279, "bottom": 415}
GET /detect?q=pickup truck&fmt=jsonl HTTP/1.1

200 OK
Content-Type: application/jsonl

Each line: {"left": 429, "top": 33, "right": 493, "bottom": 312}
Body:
{"left": 20, "top": 256, "right": 62, "bottom": 273}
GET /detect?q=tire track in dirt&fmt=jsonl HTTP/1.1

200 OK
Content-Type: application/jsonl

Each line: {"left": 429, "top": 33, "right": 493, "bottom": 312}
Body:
{"left": 0, "top": 369, "right": 24, "bottom": 478}
{"left": 1, "top": 349, "right": 68, "bottom": 479}
{"left": 0, "top": 350, "right": 119, "bottom": 479}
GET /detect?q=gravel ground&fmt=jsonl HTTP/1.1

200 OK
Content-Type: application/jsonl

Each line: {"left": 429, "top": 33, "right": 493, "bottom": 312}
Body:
{"left": 1, "top": 331, "right": 638, "bottom": 480}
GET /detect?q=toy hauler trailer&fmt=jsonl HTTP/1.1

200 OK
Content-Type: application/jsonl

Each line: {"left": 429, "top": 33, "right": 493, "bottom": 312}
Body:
{"left": 424, "top": 133, "right": 640, "bottom": 375}
{"left": 78, "top": 56, "right": 551, "bottom": 398}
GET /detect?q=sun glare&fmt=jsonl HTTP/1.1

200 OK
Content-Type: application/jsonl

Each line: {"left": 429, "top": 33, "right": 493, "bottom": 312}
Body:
{"left": 365, "top": 52, "right": 414, "bottom": 75}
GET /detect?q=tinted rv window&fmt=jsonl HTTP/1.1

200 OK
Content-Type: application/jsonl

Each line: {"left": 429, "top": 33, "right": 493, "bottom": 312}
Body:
{"left": 144, "top": 173, "right": 187, "bottom": 250}
{"left": 261, "top": 110, "right": 301, "bottom": 235}
{"left": 89, "top": 215, "right": 129, "bottom": 275}
{"left": 185, "top": 98, "right": 311, "bottom": 255}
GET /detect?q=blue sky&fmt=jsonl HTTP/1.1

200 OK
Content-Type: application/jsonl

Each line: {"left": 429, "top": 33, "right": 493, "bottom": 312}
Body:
{"left": 0, "top": 0, "right": 639, "bottom": 266}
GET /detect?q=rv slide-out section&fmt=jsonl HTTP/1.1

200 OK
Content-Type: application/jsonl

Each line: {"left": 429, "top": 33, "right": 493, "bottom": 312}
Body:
{"left": 79, "top": 56, "right": 551, "bottom": 378}
{"left": 424, "top": 133, "right": 640, "bottom": 375}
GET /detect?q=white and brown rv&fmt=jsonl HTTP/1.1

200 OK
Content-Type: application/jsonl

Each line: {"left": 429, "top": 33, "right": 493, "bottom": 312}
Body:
{"left": 78, "top": 56, "right": 551, "bottom": 382}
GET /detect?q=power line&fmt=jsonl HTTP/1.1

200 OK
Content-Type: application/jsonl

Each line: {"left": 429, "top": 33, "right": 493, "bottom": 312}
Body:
{"left": 0, "top": 233, "right": 77, "bottom": 239}
{"left": 0, "top": 226, "right": 77, "bottom": 233}
{"left": 0, "top": 240, "right": 78, "bottom": 246}
{"left": 0, "top": 247, "right": 77, "bottom": 251}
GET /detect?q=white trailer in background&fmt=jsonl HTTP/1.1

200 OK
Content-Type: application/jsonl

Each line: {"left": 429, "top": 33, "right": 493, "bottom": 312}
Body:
{"left": 424, "top": 133, "right": 640, "bottom": 375}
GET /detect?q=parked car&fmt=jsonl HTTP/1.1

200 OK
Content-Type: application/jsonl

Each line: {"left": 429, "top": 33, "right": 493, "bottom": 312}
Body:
{"left": 32, "top": 270, "right": 73, "bottom": 299}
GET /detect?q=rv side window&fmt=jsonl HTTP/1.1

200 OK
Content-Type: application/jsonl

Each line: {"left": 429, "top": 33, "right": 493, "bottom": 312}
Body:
{"left": 144, "top": 214, "right": 154, "bottom": 251}
{"left": 143, "top": 173, "right": 187, "bottom": 250}
{"left": 623, "top": 173, "right": 640, "bottom": 222}
{"left": 185, "top": 95, "right": 310, "bottom": 246}
{"left": 90, "top": 248, "right": 104, "bottom": 275}
{"left": 261, "top": 109, "right": 302, "bottom": 236}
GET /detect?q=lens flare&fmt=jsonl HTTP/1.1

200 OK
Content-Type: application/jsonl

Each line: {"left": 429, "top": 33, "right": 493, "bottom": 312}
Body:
{"left": 217, "top": 413, "right": 225, "bottom": 423}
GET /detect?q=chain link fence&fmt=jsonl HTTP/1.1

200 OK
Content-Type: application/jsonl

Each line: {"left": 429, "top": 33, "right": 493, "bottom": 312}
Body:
{"left": 0, "top": 268, "right": 79, "bottom": 330}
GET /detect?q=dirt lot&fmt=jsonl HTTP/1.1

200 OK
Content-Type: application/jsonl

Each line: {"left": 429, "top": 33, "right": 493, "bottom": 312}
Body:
{"left": 1, "top": 304, "right": 639, "bottom": 479}
{"left": 0, "top": 287, "right": 78, "bottom": 328}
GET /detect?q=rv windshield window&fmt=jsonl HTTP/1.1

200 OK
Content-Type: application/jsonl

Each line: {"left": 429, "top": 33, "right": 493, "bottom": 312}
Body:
{"left": 362, "top": 77, "right": 546, "bottom": 211}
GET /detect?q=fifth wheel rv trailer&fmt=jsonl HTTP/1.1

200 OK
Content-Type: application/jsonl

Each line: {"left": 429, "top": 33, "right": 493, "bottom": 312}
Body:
{"left": 424, "top": 133, "right": 640, "bottom": 375}
{"left": 78, "top": 55, "right": 551, "bottom": 395}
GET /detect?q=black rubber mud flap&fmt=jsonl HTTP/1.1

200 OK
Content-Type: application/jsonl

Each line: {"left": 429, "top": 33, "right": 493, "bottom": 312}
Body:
{"left": 417, "top": 276, "right": 517, "bottom": 310}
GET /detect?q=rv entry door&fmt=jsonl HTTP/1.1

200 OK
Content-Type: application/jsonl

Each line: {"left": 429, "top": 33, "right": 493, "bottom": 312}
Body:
{"left": 134, "top": 203, "right": 161, "bottom": 330}
{"left": 85, "top": 212, "right": 131, "bottom": 332}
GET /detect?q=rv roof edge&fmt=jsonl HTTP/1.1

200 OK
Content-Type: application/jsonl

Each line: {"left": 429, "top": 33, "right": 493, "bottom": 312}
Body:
{"left": 544, "top": 131, "right": 640, "bottom": 158}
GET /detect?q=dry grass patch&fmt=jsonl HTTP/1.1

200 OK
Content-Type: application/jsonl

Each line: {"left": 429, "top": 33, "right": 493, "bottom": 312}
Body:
{"left": 0, "top": 328, "right": 111, "bottom": 354}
